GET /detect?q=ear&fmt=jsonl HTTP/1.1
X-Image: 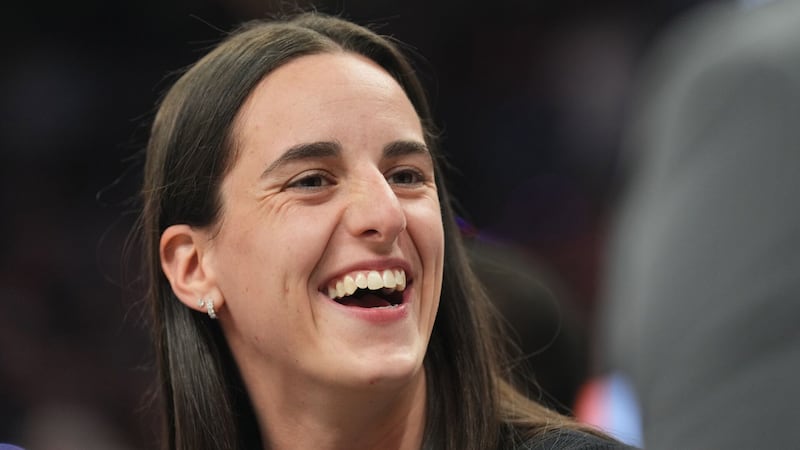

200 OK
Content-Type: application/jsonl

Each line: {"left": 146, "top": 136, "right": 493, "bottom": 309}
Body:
{"left": 160, "top": 224, "right": 224, "bottom": 315}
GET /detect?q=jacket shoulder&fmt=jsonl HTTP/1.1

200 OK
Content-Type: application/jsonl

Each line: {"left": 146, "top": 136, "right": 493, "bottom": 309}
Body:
{"left": 512, "top": 429, "right": 638, "bottom": 450}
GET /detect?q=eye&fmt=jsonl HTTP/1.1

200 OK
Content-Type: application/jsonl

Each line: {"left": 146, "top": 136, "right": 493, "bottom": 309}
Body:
{"left": 285, "top": 171, "right": 334, "bottom": 190}
{"left": 387, "top": 168, "right": 425, "bottom": 186}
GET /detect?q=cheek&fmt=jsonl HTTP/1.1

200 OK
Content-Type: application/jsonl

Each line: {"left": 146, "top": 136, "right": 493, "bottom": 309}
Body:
{"left": 406, "top": 199, "right": 445, "bottom": 272}
{"left": 213, "top": 206, "right": 339, "bottom": 349}
{"left": 213, "top": 205, "right": 334, "bottom": 303}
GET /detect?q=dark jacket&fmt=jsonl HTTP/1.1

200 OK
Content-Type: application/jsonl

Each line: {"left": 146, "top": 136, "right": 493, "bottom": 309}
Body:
{"left": 512, "top": 430, "right": 637, "bottom": 450}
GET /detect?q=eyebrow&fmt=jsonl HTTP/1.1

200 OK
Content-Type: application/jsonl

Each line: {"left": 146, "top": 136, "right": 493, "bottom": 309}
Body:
{"left": 260, "top": 139, "right": 431, "bottom": 179}
{"left": 383, "top": 140, "right": 431, "bottom": 159}
{"left": 260, "top": 141, "right": 340, "bottom": 179}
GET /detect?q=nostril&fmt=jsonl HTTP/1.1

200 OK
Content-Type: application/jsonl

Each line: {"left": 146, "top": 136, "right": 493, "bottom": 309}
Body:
{"left": 363, "top": 229, "right": 379, "bottom": 236}
{"left": 360, "top": 228, "right": 388, "bottom": 241}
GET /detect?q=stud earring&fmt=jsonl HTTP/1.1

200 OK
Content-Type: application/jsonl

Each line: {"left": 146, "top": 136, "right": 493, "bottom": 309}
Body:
{"left": 198, "top": 298, "right": 217, "bottom": 319}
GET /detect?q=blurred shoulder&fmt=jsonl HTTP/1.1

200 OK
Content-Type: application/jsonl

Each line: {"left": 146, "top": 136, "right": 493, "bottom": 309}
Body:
{"left": 511, "top": 429, "right": 638, "bottom": 450}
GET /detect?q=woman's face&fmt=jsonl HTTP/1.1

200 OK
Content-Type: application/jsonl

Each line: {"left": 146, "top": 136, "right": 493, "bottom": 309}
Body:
{"left": 205, "top": 52, "right": 444, "bottom": 391}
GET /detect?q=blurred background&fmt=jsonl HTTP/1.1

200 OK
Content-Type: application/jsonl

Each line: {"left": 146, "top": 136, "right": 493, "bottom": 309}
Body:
{"left": 1, "top": 0, "right": 714, "bottom": 447}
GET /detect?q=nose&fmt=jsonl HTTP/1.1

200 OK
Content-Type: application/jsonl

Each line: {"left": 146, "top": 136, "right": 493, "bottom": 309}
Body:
{"left": 343, "top": 170, "right": 407, "bottom": 248}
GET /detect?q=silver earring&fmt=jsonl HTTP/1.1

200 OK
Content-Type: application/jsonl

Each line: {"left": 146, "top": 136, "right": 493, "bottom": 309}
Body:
{"left": 198, "top": 298, "right": 217, "bottom": 319}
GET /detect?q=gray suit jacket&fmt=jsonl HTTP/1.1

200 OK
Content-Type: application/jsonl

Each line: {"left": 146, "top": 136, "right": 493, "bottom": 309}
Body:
{"left": 600, "top": 1, "right": 800, "bottom": 449}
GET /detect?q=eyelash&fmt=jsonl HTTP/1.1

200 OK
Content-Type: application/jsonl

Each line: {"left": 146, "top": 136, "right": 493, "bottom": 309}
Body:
{"left": 284, "top": 167, "right": 427, "bottom": 192}
{"left": 285, "top": 171, "right": 334, "bottom": 190}
{"left": 386, "top": 167, "right": 426, "bottom": 186}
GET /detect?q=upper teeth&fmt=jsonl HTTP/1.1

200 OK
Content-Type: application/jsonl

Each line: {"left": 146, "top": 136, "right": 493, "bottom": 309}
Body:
{"left": 327, "top": 269, "right": 407, "bottom": 300}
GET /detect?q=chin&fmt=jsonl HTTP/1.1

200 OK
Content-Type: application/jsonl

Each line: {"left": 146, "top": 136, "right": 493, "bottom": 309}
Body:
{"left": 339, "top": 346, "right": 426, "bottom": 389}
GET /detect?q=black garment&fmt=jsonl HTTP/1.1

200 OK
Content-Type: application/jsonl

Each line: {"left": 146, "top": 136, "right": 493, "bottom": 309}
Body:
{"left": 512, "top": 429, "right": 637, "bottom": 450}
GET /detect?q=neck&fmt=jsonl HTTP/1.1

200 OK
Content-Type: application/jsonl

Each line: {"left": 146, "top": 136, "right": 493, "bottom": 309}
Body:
{"left": 246, "top": 369, "right": 428, "bottom": 450}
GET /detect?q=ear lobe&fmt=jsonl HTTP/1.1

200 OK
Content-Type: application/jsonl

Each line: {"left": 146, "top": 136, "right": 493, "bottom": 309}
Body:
{"left": 160, "top": 224, "right": 224, "bottom": 314}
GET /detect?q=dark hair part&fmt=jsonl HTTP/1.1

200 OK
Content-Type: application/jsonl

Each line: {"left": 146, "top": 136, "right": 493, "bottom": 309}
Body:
{"left": 139, "top": 12, "right": 597, "bottom": 450}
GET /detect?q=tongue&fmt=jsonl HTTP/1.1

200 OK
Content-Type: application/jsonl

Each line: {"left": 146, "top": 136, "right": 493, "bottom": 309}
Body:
{"left": 338, "top": 293, "right": 392, "bottom": 308}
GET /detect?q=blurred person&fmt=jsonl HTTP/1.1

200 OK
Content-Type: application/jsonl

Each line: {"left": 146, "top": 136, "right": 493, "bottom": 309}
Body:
{"left": 599, "top": 0, "right": 800, "bottom": 448}
{"left": 135, "top": 12, "right": 634, "bottom": 450}
{"left": 19, "top": 403, "right": 134, "bottom": 450}
{"left": 467, "top": 238, "right": 591, "bottom": 415}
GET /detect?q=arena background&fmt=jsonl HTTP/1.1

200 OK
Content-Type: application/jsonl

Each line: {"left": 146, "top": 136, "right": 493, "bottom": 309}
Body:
{"left": 1, "top": 0, "right": 705, "bottom": 447}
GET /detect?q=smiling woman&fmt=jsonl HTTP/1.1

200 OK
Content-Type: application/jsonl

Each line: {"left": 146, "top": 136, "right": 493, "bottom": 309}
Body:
{"left": 136, "top": 12, "right": 632, "bottom": 450}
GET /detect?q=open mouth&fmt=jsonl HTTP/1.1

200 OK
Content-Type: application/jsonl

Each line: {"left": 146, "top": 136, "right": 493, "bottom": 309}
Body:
{"left": 325, "top": 269, "right": 408, "bottom": 308}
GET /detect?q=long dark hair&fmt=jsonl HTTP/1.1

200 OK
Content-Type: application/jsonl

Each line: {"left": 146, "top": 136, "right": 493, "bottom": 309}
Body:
{"left": 138, "top": 12, "right": 592, "bottom": 450}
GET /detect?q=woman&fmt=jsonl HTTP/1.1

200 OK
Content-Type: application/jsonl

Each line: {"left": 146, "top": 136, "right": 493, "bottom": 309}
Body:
{"left": 138, "top": 12, "right": 631, "bottom": 450}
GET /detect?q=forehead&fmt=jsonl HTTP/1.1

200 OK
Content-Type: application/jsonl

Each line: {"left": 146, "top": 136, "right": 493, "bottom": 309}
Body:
{"left": 262, "top": 51, "right": 403, "bottom": 98}
{"left": 233, "top": 51, "right": 422, "bottom": 147}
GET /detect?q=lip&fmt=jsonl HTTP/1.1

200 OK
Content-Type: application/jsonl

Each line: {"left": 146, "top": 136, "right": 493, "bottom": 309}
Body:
{"left": 317, "top": 257, "right": 414, "bottom": 323}
{"left": 318, "top": 281, "right": 414, "bottom": 323}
